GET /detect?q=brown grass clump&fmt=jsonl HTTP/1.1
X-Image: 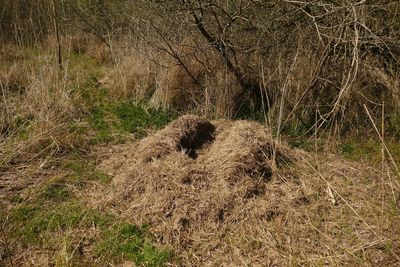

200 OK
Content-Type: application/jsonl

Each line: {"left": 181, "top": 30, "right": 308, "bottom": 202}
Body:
{"left": 96, "top": 116, "right": 298, "bottom": 263}
{"left": 205, "top": 120, "right": 292, "bottom": 182}
{"left": 94, "top": 115, "right": 400, "bottom": 266}
{"left": 0, "top": 51, "right": 79, "bottom": 169}
{"left": 150, "top": 58, "right": 205, "bottom": 110}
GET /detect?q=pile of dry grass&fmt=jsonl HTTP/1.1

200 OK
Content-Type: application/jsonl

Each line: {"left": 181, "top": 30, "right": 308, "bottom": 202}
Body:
{"left": 134, "top": 115, "right": 215, "bottom": 162}
{"left": 100, "top": 115, "right": 292, "bottom": 183}
{"left": 94, "top": 115, "right": 400, "bottom": 265}
{"left": 96, "top": 116, "right": 298, "bottom": 262}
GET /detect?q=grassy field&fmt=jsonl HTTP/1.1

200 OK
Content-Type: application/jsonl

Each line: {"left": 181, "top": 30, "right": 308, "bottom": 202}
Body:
{"left": 1, "top": 43, "right": 400, "bottom": 266}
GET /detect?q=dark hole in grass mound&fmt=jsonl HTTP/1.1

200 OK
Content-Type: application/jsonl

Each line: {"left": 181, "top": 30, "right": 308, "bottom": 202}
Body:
{"left": 177, "top": 120, "right": 215, "bottom": 159}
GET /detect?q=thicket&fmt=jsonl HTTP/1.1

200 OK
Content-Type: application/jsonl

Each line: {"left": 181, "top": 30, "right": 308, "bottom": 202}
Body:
{"left": 1, "top": 0, "right": 400, "bottom": 134}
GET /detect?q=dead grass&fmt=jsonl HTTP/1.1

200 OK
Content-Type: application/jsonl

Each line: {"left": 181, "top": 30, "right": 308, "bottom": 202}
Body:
{"left": 89, "top": 35, "right": 400, "bottom": 131}
{"left": 2, "top": 36, "right": 400, "bottom": 266}
{"left": 102, "top": 49, "right": 156, "bottom": 100}
{"left": 93, "top": 115, "right": 400, "bottom": 266}
{"left": 0, "top": 52, "right": 77, "bottom": 169}
{"left": 100, "top": 42, "right": 246, "bottom": 118}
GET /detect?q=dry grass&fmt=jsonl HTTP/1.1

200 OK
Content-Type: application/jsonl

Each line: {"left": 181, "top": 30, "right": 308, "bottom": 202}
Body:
{"left": 102, "top": 48, "right": 156, "bottom": 100}
{"left": 0, "top": 38, "right": 114, "bottom": 172}
{"left": 99, "top": 39, "right": 400, "bottom": 136}
{"left": 55, "top": 30, "right": 385, "bottom": 139}
{"left": 90, "top": 115, "right": 400, "bottom": 266}
{"left": 0, "top": 50, "right": 77, "bottom": 168}
{"left": 1, "top": 34, "right": 400, "bottom": 266}
{"left": 100, "top": 42, "right": 245, "bottom": 118}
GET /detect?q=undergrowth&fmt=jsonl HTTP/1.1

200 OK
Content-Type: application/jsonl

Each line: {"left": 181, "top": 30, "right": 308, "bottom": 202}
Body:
{"left": 1, "top": 41, "right": 399, "bottom": 266}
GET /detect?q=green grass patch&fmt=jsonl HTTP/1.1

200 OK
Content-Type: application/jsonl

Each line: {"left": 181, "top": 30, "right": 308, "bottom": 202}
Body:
{"left": 339, "top": 138, "right": 400, "bottom": 166}
{"left": 3, "top": 199, "right": 171, "bottom": 266}
{"left": 63, "top": 159, "right": 112, "bottom": 184}
{"left": 62, "top": 52, "right": 177, "bottom": 145}
{"left": 113, "top": 102, "right": 176, "bottom": 138}
{"left": 6, "top": 201, "right": 111, "bottom": 245}
{"left": 40, "top": 182, "right": 72, "bottom": 202}
{"left": 68, "top": 52, "right": 105, "bottom": 78}
{"left": 96, "top": 223, "right": 172, "bottom": 267}
{"left": 339, "top": 139, "right": 380, "bottom": 163}
{"left": 86, "top": 99, "right": 176, "bottom": 142}
{"left": 89, "top": 105, "right": 109, "bottom": 130}
{"left": 78, "top": 75, "right": 176, "bottom": 143}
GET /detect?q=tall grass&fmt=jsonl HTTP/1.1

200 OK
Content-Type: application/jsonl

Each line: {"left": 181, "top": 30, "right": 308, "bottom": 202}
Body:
{"left": 0, "top": 45, "right": 76, "bottom": 169}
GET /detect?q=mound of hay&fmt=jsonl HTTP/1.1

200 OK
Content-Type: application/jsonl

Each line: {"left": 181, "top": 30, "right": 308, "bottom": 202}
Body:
{"left": 97, "top": 115, "right": 296, "bottom": 264}
{"left": 101, "top": 116, "right": 292, "bottom": 184}
{"left": 92, "top": 115, "right": 400, "bottom": 265}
